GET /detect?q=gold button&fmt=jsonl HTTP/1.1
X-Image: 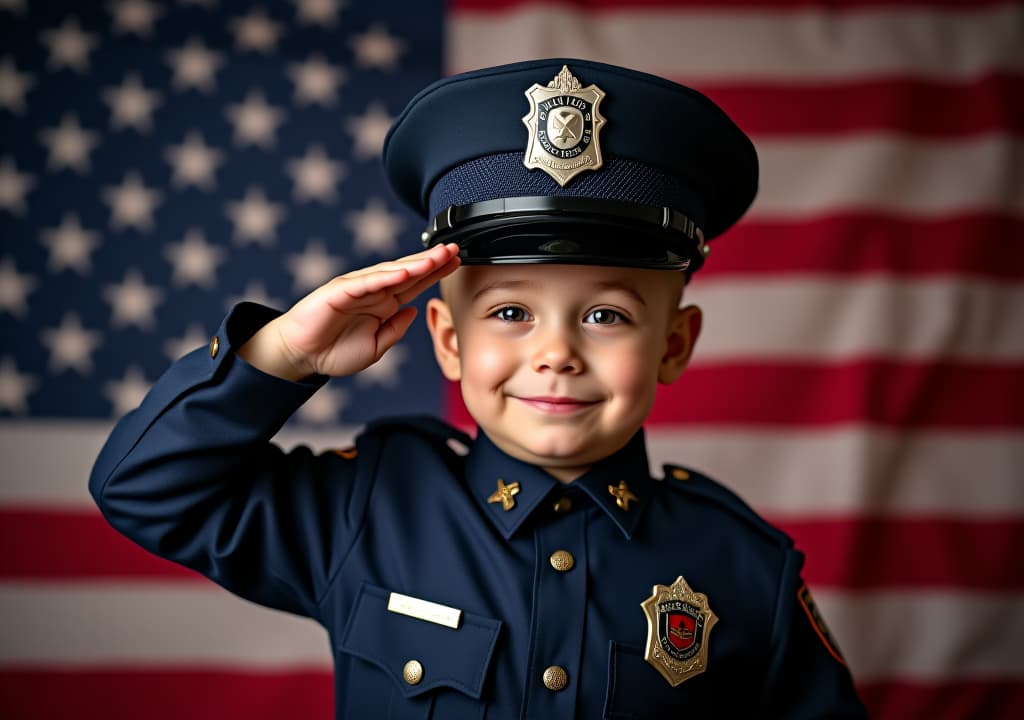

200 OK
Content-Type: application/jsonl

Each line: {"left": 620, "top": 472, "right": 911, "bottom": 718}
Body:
{"left": 209, "top": 335, "right": 220, "bottom": 358}
{"left": 403, "top": 659, "right": 423, "bottom": 685}
{"left": 672, "top": 468, "right": 690, "bottom": 481}
{"left": 549, "top": 550, "right": 574, "bottom": 572}
{"left": 542, "top": 665, "right": 568, "bottom": 691}
{"left": 552, "top": 497, "right": 573, "bottom": 514}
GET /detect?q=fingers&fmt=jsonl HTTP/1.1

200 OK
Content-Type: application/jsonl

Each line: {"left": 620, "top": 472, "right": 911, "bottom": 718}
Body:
{"left": 323, "top": 244, "right": 460, "bottom": 307}
{"left": 375, "top": 306, "right": 418, "bottom": 358}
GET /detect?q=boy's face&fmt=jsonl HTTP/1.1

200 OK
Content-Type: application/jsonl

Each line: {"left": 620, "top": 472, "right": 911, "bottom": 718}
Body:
{"left": 426, "top": 263, "right": 701, "bottom": 482}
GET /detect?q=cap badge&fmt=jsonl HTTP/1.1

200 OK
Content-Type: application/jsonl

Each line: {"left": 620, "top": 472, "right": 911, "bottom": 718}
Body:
{"left": 522, "top": 65, "right": 606, "bottom": 186}
{"left": 641, "top": 576, "right": 718, "bottom": 686}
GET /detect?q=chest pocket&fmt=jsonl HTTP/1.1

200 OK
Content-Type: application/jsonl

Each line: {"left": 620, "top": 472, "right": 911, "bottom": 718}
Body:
{"left": 605, "top": 642, "right": 721, "bottom": 719}
{"left": 338, "top": 582, "right": 502, "bottom": 720}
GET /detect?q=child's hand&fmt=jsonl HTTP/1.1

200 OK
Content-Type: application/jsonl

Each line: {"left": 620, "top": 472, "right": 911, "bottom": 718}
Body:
{"left": 239, "top": 243, "right": 461, "bottom": 381}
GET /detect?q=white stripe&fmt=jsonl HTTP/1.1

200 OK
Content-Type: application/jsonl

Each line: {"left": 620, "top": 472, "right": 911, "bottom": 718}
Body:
{"left": 647, "top": 427, "right": 1024, "bottom": 516}
{"left": 4, "top": 423, "right": 1022, "bottom": 516}
{"left": 448, "top": 5, "right": 1024, "bottom": 81}
{"left": 2, "top": 582, "right": 1021, "bottom": 681}
{"left": 815, "top": 589, "right": 1024, "bottom": 681}
{"left": 0, "top": 582, "right": 332, "bottom": 667}
{"left": 685, "top": 277, "right": 1024, "bottom": 362}
{"left": 753, "top": 135, "right": 1024, "bottom": 217}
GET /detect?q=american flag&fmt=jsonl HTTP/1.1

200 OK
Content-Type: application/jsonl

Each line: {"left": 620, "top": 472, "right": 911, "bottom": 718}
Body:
{"left": 1, "top": 0, "right": 1021, "bottom": 718}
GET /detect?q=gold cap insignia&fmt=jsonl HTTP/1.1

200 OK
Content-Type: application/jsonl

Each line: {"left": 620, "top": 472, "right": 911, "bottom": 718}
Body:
{"left": 522, "top": 65, "right": 606, "bottom": 186}
{"left": 641, "top": 576, "right": 718, "bottom": 686}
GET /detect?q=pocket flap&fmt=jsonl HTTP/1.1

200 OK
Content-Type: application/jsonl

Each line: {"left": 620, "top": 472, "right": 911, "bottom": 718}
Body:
{"left": 339, "top": 582, "right": 502, "bottom": 699}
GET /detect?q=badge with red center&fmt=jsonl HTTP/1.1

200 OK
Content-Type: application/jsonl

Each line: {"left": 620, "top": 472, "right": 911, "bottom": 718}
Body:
{"left": 641, "top": 576, "right": 718, "bottom": 686}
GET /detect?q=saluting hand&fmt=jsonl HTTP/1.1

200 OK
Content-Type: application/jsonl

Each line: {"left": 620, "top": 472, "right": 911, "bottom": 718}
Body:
{"left": 239, "top": 243, "right": 461, "bottom": 381}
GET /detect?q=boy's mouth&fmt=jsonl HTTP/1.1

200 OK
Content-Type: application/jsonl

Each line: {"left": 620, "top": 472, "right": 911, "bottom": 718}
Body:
{"left": 513, "top": 396, "right": 599, "bottom": 414}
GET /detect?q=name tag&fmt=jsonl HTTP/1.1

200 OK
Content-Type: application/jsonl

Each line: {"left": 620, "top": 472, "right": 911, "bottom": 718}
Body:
{"left": 387, "top": 592, "right": 462, "bottom": 629}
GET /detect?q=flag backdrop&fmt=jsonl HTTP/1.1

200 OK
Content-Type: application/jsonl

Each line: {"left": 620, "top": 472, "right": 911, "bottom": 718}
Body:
{"left": 1, "top": 0, "right": 1022, "bottom": 718}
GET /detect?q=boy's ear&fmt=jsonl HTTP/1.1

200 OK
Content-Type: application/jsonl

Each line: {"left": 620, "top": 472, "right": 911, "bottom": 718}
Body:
{"left": 426, "top": 297, "right": 462, "bottom": 381}
{"left": 658, "top": 305, "right": 702, "bottom": 384}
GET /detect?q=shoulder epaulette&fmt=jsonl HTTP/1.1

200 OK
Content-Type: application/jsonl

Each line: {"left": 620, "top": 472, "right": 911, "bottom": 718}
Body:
{"left": 661, "top": 463, "right": 793, "bottom": 548}
{"left": 359, "top": 415, "right": 473, "bottom": 454}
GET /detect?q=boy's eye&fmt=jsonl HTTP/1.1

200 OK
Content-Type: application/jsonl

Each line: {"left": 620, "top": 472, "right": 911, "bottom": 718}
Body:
{"left": 493, "top": 306, "right": 531, "bottom": 322}
{"left": 584, "top": 308, "right": 624, "bottom": 325}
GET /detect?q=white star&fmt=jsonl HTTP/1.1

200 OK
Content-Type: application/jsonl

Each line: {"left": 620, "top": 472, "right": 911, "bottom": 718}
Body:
{"left": 350, "top": 24, "right": 405, "bottom": 71}
{"left": 226, "top": 89, "right": 285, "bottom": 149}
{"left": 287, "top": 239, "right": 344, "bottom": 293}
{"left": 164, "top": 131, "right": 223, "bottom": 190}
{"left": 39, "top": 113, "right": 100, "bottom": 173}
{"left": 0, "top": 356, "right": 37, "bottom": 415}
{"left": 226, "top": 186, "right": 285, "bottom": 245}
{"left": 41, "top": 18, "right": 99, "bottom": 73}
{"left": 345, "top": 197, "right": 403, "bottom": 256}
{"left": 357, "top": 343, "right": 406, "bottom": 389}
{"left": 288, "top": 54, "right": 345, "bottom": 107}
{"left": 295, "top": 0, "right": 343, "bottom": 27}
{"left": 164, "top": 227, "right": 224, "bottom": 287}
{"left": 346, "top": 102, "right": 393, "bottom": 160}
{"left": 109, "top": 0, "right": 164, "bottom": 36}
{"left": 102, "top": 171, "right": 163, "bottom": 232}
{"left": 103, "top": 72, "right": 163, "bottom": 132}
{"left": 40, "top": 213, "right": 101, "bottom": 274}
{"left": 296, "top": 384, "right": 348, "bottom": 425}
{"left": 0, "top": 0, "right": 27, "bottom": 15}
{"left": 104, "top": 365, "right": 151, "bottom": 417}
{"left": 287, "top": 144, "right": 345, "bottom": 203}
{"left": 0, "top": 57, "right": 35, "bottom": 114}
{"left": 164, "top": 322, "right": 210, "bottom": 361}
{"left": 0, "top": 156, "right": 35, "bottom": 215}
{"left": 103, "top": 268, "right": 164, "bottom": 330}
{"left": 0, "top": 257, "right": 36, "bottom": 318}
{"left": 40, "top": 313, "right": 103, "bottom": 374}
{"left": 229, "top": 8, "right": 283, "bottom": 53}
{"left": 166, "top": 36, "right": 223, "bottom": 93}
{"left": 225, "top": 280, "right": 285, "bottom": 311}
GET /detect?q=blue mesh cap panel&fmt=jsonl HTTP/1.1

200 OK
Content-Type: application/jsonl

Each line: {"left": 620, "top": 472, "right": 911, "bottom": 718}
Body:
{"left": 427, "top": 153, "right": 705, "bottom": 226}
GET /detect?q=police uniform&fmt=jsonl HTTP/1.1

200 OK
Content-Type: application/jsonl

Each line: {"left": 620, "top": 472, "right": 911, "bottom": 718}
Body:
{"left": 90, "top": 59, "right": 868, "bottom": 718}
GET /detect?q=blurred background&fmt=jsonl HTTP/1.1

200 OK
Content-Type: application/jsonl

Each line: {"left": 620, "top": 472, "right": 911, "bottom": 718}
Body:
{"left": 1, "top": 0, "right": 1022, "bottom": 718}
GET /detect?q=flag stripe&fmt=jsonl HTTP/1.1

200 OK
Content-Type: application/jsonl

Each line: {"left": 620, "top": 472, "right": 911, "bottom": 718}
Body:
{"left": 702, "top": 74, "right": 1024, "bottom": 137}
{"left": 701, "top": 215, "right": 1024, "bottom": 278}
{"left": 856, "top": 680, "right": 1024, "bottom": 720}
{"left": 448, "top": 5, "right": 1024, "bottom": 80}
{"left": 4, "top": 511, "right": 1021, "bottom": 591}
{"left": 0, "top": 670, "right": 333, "bottom": 720}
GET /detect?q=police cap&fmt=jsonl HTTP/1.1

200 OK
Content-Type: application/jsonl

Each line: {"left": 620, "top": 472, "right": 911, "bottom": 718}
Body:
{"left": 383, "top": 58, "right": 758, "bottom": 274}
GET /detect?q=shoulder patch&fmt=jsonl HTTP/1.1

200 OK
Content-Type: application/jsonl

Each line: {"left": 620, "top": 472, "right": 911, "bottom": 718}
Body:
{"left": 660, "top": 463, "right": 792, "bottom": 548}
{"left": 798, "top": 583, "right": 847, "bottom": 666}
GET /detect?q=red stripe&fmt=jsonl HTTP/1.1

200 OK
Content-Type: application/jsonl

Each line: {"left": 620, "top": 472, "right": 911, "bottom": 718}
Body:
{"left": 702, "top": 214, "right": 1024, "bottom": 278}
{"left": 701, "top": 74, "right": 1024, "bottom": 136}
{"left": 775, "top": 517, "right": 1024, "bottom": 590}
{"left": 0, "top": 668, "right": 332, "bottom": 720}
{"left": 857, "top": 679, "right": 1024, "bottom": 720}
{"left": 446, "top": 362, "right": 1024, "bottom": 428}
{"left": 450, "top": 0, "right": 1007, "bottom": 11}
{"left": 5, "top": 511, "right": 1023, "bottom": 590}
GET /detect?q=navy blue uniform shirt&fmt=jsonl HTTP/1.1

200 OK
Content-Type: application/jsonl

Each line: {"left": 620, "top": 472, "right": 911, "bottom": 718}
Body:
{"left": 90, "top": 304, "right": 868, "bottom": 719}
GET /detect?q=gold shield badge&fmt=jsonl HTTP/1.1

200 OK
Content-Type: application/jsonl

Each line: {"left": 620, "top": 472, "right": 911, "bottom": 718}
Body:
{"left": 641, "top": 576, "right": 718, "bottom": 687}
{"left": 522, "top": 65, "right": 606, "bottom": 186}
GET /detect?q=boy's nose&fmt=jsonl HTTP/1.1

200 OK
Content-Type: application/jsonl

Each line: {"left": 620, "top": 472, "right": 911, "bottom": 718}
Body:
{"left": 531, "top": 330, "right": 583, "bottom": 374}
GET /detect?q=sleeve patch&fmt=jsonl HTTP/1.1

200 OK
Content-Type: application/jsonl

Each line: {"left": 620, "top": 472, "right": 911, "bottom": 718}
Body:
{"left": 797, "top": 583, "right": 847, "bottom": 667}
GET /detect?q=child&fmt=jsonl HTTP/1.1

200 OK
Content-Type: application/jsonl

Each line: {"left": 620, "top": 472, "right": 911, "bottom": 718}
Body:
{"left": 91, "top": 58, "right": 868, "bottom": 718}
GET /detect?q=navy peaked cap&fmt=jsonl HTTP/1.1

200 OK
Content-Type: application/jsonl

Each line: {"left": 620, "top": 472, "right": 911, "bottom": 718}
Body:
{"left": 383, "top": 58, "right": 758, "bottom": 272}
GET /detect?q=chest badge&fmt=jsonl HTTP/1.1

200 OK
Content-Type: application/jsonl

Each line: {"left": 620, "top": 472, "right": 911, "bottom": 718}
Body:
{"left": 641, "top": 576, "right": 718, "bottom": 686}
{"left": 522, "top": 65, "right": 606, "bottom": 186}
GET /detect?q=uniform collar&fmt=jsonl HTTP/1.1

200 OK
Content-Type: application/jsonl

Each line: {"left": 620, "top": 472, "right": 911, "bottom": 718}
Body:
{"left": 465, "top": 429, "right": 654, "bottom": 540}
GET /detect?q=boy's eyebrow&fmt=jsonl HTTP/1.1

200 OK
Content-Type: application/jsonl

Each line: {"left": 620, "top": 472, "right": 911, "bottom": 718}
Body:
{"left": 592, "top": 281, "right": 648, "bottom": 306}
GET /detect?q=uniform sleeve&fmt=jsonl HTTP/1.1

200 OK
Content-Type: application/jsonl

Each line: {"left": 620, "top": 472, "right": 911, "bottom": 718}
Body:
{"left": 761, "top": 549, "right": 870, "bottom": 719}
{"left": 89, "top": 303, "right": 375, "bottom": 621}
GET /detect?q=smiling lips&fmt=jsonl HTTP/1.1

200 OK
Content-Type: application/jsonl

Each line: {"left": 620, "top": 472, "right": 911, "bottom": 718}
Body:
{"left": 514, "top": 396, "right": 599, "bottom": 414}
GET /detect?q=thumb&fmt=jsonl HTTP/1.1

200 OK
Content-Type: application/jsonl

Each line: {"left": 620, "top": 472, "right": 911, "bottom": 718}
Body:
{"left": 373, "top": 306, "right": 418, "bottom": 362}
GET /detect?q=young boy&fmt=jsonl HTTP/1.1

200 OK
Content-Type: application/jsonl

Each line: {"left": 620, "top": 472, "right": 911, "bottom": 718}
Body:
{"left": 91, "top": 59, "right": 867, "bottom": 718}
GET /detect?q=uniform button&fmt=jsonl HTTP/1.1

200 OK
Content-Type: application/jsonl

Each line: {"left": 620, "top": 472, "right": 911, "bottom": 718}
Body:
{"left": 209, "top": 335, "right": 220, "bottom": 358}
{"left": 552, "top": 497, "right": 573, "bottom": 514}
{"left": 672, "top": 468, "right": 690, "bottom": 481}
{"left": 403, "top": 659, "right": 423, "bottom": 685}
{"left": 542, "top": 665, "right": 568, "bottom": 691}
{"left": 549, "top": 550, "right": 574, "bottom": 572}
